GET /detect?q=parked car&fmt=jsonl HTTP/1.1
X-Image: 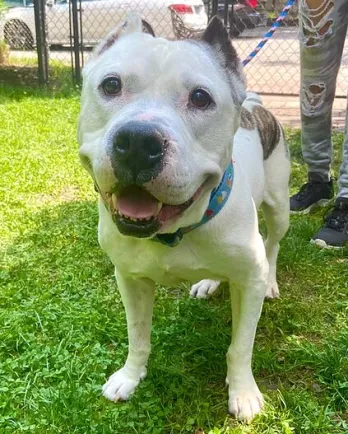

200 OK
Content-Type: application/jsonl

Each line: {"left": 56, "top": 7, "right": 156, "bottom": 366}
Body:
{"left": 4, "top": 0, "right": 32, "bottom": 6}
{"left": 0, "top": 0, "right": 207, "bottom": 49}
{"left": 218, "top": 0, "right": 267, "bottom": 37}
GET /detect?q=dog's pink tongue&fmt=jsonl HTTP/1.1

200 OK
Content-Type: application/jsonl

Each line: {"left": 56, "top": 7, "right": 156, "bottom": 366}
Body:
{"left": 117, "top": 186, "right": 159, "bottom": 219}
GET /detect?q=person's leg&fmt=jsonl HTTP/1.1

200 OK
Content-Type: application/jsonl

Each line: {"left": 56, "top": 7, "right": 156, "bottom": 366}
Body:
{"left": 338, "top": 100, "right": 348, "bottom": 200}
{"left": 301, "top": 0, "right": 347, "bottom": 180}
{"left": 312, "top": 99, "right": 348, "bottom": 248}
{"left": 290, "top": 0, "right": 348, "bottom": 213}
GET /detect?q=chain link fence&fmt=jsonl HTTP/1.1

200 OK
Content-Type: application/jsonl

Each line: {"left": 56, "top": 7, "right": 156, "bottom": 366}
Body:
{"left": 0, "top": 0, "right": 347, "bottom": 96}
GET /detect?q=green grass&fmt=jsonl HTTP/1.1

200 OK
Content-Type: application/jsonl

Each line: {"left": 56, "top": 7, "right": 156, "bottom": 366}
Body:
{"left": 0, "top": 85, "right": 347, "bottom": 434}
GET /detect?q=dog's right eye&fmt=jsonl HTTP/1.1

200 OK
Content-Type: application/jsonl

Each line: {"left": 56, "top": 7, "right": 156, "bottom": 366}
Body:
{"left": 101, "top": 77, "right": 122, "bottom": 96}
{"left": 189, "top": 88, "right": 213, "bottom": 110}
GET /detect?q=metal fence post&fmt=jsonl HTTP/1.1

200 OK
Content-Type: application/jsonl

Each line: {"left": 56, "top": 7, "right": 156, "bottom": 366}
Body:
{"left": 223, "top": 0, "right": 229, "bottom": 25}
{"left": 211, "top": 0, "right": 218, "bottom": 18}
{"left": 71, "top": 0, "right": 82, "bottom": 86}
{"left": 33, "top": 0, "right": 49, "bottom": 85}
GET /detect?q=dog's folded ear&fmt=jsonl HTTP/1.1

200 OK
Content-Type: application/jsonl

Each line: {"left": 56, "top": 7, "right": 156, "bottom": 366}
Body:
{"left": 202, "top": 16, "right": 246, "bottom": 103}
{"left": 94, "top": 13, "right": 144, "bottom": 57}
{"left": 202, "top": 16, "right": 240, "bottom": 73}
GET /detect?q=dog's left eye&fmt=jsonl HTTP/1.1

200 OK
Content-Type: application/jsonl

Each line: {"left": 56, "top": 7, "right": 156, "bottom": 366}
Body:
{"left": 189, "top": 88, "right": 213, "bottom": 110}
{"left": 101, "top": 76, "right": 122, "bottom": 96}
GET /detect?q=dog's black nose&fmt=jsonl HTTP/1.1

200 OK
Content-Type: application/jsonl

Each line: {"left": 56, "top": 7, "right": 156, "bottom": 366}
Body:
{"left": 112, "top": 122, "right": 165, "bottom": 181}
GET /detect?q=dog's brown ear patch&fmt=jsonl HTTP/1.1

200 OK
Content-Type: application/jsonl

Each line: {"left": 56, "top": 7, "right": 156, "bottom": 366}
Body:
{"left": 202, "top": 16, "right": 239, "bottom": 73}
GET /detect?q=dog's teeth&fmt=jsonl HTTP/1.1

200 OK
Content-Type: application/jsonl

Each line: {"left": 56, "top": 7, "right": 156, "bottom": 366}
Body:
{"left": 155, "top": 202, "right": 163, "bottom": 216}
{"left": 111, "top": 193, "right": 118, "bottom": 211}
{"left": 115, "top": 213, "right": 154, "bottom": 223}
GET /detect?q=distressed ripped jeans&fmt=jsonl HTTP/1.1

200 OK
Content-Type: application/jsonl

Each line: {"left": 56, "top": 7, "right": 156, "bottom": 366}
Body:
{"left": 300, "top": 0, "right": 348, "bottom": 198}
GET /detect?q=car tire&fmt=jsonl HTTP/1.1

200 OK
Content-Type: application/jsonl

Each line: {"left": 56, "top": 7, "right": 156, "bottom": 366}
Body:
{"left": 4, "top": 20, "right": 34, "bottom": 50}
{"left": 142, "top": 21, "right": 155, "bottom": 37}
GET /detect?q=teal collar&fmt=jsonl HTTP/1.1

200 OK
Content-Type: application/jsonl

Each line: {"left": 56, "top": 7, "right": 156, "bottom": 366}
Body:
{"left": 153, "top": 160, "right": 234, "bottom": 247}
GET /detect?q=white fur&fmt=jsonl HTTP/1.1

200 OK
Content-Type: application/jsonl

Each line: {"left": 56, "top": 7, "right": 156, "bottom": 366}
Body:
{"left": 78, "top": 17, "right": 290, "bottom": 422}
{"left": 190, "top": 279, "right": 220, "bottom": 298}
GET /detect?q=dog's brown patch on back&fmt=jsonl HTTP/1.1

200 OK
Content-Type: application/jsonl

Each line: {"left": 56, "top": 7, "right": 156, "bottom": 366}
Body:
{"left": 252, "top": 105, "right": 281, "bottom": 160}
{"left": 240, "top": 107, "right": 256, "bottom": 130}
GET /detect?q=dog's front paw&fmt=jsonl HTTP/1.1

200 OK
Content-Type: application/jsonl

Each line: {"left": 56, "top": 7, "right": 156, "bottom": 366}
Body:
{"left": 228, "top": 385, "right": 264, "bottom": 422}
{"left": 102, "top": 367, "right": 146, "bottom": 402}
{"left": 265, "top": 280, "right": 279, "bottom": 299}
{"left": 190, "top": 279, "right": 220, "bottom": 298}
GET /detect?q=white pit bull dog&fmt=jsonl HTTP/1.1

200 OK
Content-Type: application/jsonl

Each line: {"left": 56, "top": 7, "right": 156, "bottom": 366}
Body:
{"left": 78, "top": 14, "right": 290, "bottom": 421}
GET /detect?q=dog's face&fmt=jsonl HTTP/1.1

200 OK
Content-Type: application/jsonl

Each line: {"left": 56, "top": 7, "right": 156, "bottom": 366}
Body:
{"left": 78, "top": 15, "right": 246, "bottom": 238}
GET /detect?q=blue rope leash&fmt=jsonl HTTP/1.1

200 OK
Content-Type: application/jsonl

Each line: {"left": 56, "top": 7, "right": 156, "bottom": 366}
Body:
{"left": 242, "top": 0, "right": 296, "bottom": 67}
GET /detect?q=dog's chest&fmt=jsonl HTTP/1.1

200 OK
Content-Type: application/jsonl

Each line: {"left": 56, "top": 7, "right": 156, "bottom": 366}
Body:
{"left": 100, "top": 230, "right": 225, "bottom": 285}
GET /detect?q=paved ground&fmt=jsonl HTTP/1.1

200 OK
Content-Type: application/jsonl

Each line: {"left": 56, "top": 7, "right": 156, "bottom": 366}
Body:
{"left": 236, "top": 27, "right": 348, "bottom": 97}
{"left": 262, "top": 95, "right": 347, "bottom": 129}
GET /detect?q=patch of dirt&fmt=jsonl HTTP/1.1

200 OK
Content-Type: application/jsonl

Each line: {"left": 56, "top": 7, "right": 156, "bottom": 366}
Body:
{"left": 32, "top": 186, "right": 80, "bottom": 206}
{"left": 59, "top": 186, "right": 79, "bottom": 202}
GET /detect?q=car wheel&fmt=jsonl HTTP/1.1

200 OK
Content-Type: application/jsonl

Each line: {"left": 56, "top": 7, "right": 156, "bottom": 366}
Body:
{"left": 142, "top": 21, "right": 155, "bottom": 36}
{"left": 4, "top": 20, "right": 34, "bottom": 50}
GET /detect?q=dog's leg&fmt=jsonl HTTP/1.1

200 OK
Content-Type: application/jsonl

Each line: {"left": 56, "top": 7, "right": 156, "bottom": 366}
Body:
{"left": 102, "top": 271, "right": 155, "bottom": 402}
{"left": 262, "top": 201, "right": 289, "bottom": 298}
{"left": 227, "top": 245, "right": 268, "bottom": 421}
{"left": 262, "top": 132, "right": 290, "bottom": 298}
{"left": 190, "top": 279, "right": 220, "bottom": 298}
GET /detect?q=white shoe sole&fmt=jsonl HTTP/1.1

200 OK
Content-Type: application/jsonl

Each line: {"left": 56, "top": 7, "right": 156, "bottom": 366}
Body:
{"left": 310, "top": 238, "right": 343, "bottom": 250}
{"left": 290, "top": 198, "right": 333, "bottom": 215}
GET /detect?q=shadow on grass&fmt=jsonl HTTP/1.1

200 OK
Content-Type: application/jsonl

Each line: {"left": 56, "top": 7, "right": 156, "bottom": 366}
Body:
{"left": 0, "top": 64, "right": 79, "bottom": 102}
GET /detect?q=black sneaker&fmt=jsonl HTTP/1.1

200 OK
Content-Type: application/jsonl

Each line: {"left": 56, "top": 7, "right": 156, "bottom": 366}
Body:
{"left": 290, "top": 180, "right": 334, "bottom": 214}
{"left": 311, "top": 198, "right": 348, "bottom": 248}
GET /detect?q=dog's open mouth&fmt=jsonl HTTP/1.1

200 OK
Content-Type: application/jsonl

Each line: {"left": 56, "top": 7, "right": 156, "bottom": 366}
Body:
{"left": 108, "top": 185, "right": 202, "bottom": 238}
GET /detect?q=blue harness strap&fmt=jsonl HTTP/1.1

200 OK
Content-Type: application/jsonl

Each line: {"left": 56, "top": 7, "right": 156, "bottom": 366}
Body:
{"left": 153, "top": 160, "right": 234, "bottom": 247}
